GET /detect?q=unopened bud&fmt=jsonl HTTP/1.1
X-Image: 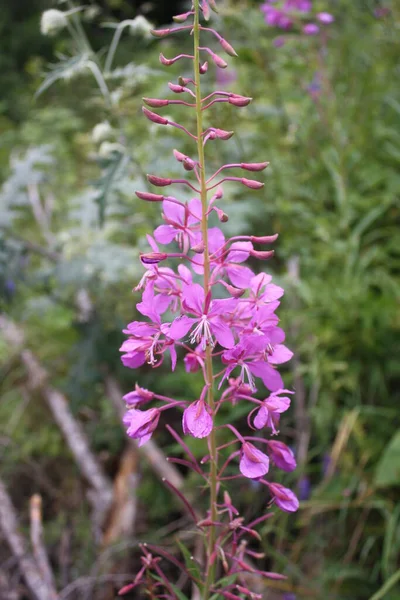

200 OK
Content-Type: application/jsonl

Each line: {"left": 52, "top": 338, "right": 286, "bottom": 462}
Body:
{"left": 191, "top": 241, "right": 205, "bottom": 254}
{"left": 135, "top": 191, "right": 164, "bottom": 202}
{"left": 213, "top": 128, "right": 234, "bottom": 140}
{"left": 250, "top": 233, "right": 278, "bottom": 244}
{"left": 209, "top": 0, "right": 219, "bottom": 11}
{"left": 173, "top": 149, "right": 195, "bottom": 171}
{"left": 219, "top": 37, "right": 238, "bottom": 57}
{"left": 159, "top": 53, "right": 174, "bottom": 66}
{"left": 151, "top": 28, "right": 171, "bottom": 38}
{"left": 214, "top": 207, "right": 229, "bottom": 222}
{"left": 179, "top": 76, "right": 192, "bottom": 85}
{"left": 250, "top": 249, "right": 274, "bottom": 260}
{"left": 143, "top": 98, "right": 169, "bottom": 108}
{"left": 240, "top": 161, "right": 269, "bottom": 171}
{"left": 201, "top": 0, "right": 211, "bottom": 20}
{"left": 147, "top": 175, "right": 172, "bottom": 187}
{"left": 173, "top": 11, "right": 193, "bottom": 23}
{"left": 229, "top": 95, "right": 252, "bottom": 107}
{"left": 241, "top": 177, "right": 264, "bottom": 189}
{"left": 140, "top": 252, "right": 167, "bottom": 265}
{"left": 199, "top": 61, "right": 208, "bottom": 74}
{"left": 142, "top": 107, "right": 169, "bottom": 125}
{"left": 210, "top": 51, "right": 228, "bottom": 69}
{"left": 225, "top": 284, "right": 245, "bottom": 298}
{"left": 168, "top": 82, "right": 185, "bottom": 93}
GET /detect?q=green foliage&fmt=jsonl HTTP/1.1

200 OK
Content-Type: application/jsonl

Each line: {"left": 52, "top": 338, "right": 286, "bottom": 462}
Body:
{"left": 0, "top": 0, "right": 399, "bottom": 598}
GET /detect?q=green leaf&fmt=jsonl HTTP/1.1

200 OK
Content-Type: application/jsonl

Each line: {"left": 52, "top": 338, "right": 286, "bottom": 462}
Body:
{"left": 176, "top": 539, "right": 203, "bottom": 591}
{"left": 375, "top": 430, "right": 400, "bottom": 488}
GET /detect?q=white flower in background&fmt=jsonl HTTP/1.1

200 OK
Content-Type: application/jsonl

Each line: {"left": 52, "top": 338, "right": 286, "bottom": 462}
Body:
{"left": 92, "top": 121, "right": 114, "bottom": 144}
{"left": 40, "top": 9, "right": 67, "bottom": 36}
{"left": 98, "top": 141, "right": 123, "bottom": 158}
{"left": 129, "top": 15, "right": 153, "bottom": 38}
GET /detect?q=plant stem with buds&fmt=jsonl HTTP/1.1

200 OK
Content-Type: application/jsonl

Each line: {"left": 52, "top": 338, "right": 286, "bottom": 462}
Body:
{"left": 193, "top": 2, "right": 218, "bottom": 597}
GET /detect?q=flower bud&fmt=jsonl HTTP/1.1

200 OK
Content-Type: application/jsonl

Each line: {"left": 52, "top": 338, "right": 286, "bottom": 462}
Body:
{"left": 240, "top": 162, "right": 269, "bottom": 172}
{"left": 147, "top": 175, "right": 172, "bottom": 187}
{"left": 208, "top": 0, "right": 218, "bottom": 12}
{"left": 224, "top": 284, "right": 245, "bottom": 298}
{"left": 212, "top": 128, "right": 234, "bottom": 140}
{"left": 123, "top": 384, "right": 154, "bottom": 407}
{"left": 250, "top": 234, "right": 278, "bottom": 244}
{"left": 150, "top": 28, "right": 171, "bottom": 38}
{"left": 219, "top": 38, "right": 238, "bottom": 57}
{"left": 199, "top": 61, "right": 208, "bottom": 74}
{"left": 201, "top": 0, "right": 211, "bottom": 21}
{"left": 191, "top": 241, "right": 205, "bottom": 254}
{"left": 143, "top": 98, "right": 169, "bottom": 108}
{"left": 250, "top": 249, "right": 274, "bottom": 260}
{"left": 241, "top": 178, "right": 264, "bottom": 189}
{"left": 228, "top": 95, "right": 252, "bottom": 107}
{"left": 173, "top": 11, "right": 194, "bottom": 23}
{"left": 40, "top": 9, "right": 67, "bottom": 36}
{"left": 140, "top": 252, "right": 167, "bottom": 265}
{"left": 159, "top": 53, "right": 175, "bottom": 66}
{"left": 142, "top": 107, "right": 169, "bottom": 125}
{"left": 214, "top": 207, "right": 229, "bottom": 222}
{"left": 135, "top": 191, "right": 164, "bottom": 202}
{"left": 210, "top": 51, "right": 228, "bottom": 69}
{"left": 168, "top": 82, "right": 185, "bottom": 93}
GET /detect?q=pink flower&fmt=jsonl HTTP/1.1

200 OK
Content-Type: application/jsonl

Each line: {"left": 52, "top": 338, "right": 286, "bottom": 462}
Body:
{"left": 240, "top": 442, "right": 270, "bottom": 479}
{"left": 123, "top": 384, "right": 154, "bottom": 407}
{"left": 254, "top": 389, "right": 293, "bottom": 433}
{"left": 183, "top": 400, "right": 213, "bottom": 438}
{"left": 303, "top": 23, "right": 320, "bottom": 35}
{"left": 123, "top": 407, "right": 160, "bottom": 446}
{"left": 317, "top": 12, "right": 334, "bottom": 24}
{"left": 268, "top": 482, "right": 299, "bottom": 512}
{"left": 267, "top": 440, "right": 296, "bottom": 472}
{"left": 169, "top": 283, "right": 237, "bottom": 349}
{"left": 154, "top": 198, "right": 202, "bottom": 252}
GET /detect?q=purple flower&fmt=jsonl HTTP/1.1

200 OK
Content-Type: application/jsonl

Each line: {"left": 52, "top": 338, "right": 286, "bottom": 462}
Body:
{"left": 253, "top": 389, "right": 293, "bottom": 434}
{"left": 123, "top": 384, "right": 154, "bottom": 407}
{"left": 298, "top": 476, "right": 311, "bottom": 501}
{"left": 268, "top": 482, "right": 299, "bottom": 512}
{"left": 169, "top": 283, "right": 237, "bottom": 349}
{"left": 267, "top": 440, "right": 297, "bottom": 472}
{"left": 317, "top": 12, "right": 334, "bottom": 24}
{"left": 183, "top": 400, "right": 213, "bottom": 438}
{"left": 240, "top": 443, "right": 270, "bottom": 479}
{"left": 154, "top": 198, "right": 202, "bottom": 252}
{"left": 303, "top": 23, "right": 320, "bottom": 35}
{"left": 123, "top": 407, "right": 160, "bottom": 446}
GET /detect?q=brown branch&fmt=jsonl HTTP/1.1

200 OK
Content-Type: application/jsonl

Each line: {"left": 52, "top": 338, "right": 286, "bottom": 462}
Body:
{"left": 0, "top": 316, "right": 113, "bottom": 536}
{"left": 0, "top": 477, "right": 58, "bottom": 600}
{"left": 30, "top": 495, "right": 57, "bottom": 595}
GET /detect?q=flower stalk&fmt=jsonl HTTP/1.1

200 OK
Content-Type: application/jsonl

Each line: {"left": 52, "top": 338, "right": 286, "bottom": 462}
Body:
{"left": 119, "top": 1, "right": 299, "bottom": 597}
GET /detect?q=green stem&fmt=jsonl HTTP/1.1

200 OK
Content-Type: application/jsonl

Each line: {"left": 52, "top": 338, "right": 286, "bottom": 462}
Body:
{"left": 193, "top": 3, "right": 218, "bottom": 598}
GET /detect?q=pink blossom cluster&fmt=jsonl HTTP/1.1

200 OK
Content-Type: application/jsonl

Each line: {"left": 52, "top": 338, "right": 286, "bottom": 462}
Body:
{"left": 119, "top": 0, "right": 299, "bottom": 595}
{"left": 261, "top": 0, "right": 334, "bottom": 40}
{"left": 120, "top": 4, "right": 298, "bottom": 514}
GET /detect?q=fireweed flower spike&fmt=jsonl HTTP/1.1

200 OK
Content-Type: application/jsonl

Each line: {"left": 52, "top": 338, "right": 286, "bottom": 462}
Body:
{"left": 119, "top": 1, "right": 298, "bottom": 597}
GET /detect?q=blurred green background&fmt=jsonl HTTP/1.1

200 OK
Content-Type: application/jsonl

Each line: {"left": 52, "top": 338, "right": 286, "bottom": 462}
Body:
{"left": 0, "top": 0, "right": 399, "bottom": 599}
